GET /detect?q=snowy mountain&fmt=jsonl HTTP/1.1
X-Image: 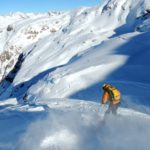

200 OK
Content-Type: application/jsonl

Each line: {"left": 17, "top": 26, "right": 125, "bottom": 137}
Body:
{"left": 0, "top": 0, "right": 150, "bottom": 149}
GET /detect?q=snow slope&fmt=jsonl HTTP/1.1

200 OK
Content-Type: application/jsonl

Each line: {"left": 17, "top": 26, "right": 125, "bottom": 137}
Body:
{"left": 0, "top": 98, "right": 150, "bottom": 150}
{"left": 0, "top": 0, "right": 150, "bottom": 149}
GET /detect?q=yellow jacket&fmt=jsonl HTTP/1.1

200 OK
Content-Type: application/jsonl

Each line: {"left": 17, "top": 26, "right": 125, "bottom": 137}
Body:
{"left": 102, "top": 91, "right": 120, "bottom": 105}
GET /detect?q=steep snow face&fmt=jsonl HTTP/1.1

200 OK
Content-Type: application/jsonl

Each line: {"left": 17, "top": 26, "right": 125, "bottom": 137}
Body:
{"left": 23, "top": 31, "right": 150, "bottom": 113}
{"left": 0, "top": 11, "right": 68, "bottom": 91}
{"left": 136, "top": 12, "right": 150, "bottom": 31}
{"left": 100, "top": 0, "right": 147, "bottom": 32}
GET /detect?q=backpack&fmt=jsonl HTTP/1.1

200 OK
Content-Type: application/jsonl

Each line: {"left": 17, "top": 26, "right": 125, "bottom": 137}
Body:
{"left": 106, "top": 86, "right": 121, "bottom": 102}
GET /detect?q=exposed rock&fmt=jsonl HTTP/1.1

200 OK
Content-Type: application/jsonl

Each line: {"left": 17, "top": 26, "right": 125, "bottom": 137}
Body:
{"left": 146, "top": 9, "right": 150, "bottom": 13}
{"left": 7, "top": 25, "right": 13, "bottom": 32}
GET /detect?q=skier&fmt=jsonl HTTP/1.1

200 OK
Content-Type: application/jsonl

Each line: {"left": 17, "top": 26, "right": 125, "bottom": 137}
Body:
{"left": 101, "top": 84, "right": 121, "bottom": 116}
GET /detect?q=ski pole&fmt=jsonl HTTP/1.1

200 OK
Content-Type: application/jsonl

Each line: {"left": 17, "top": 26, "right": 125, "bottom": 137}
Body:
{"left": 97, "top": 103, "right": 103, "bottom": 113}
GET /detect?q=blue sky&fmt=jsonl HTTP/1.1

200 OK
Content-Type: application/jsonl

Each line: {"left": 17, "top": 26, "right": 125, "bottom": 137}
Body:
{"left": 0, "top": 0, "right": 102, "bottom": 14}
